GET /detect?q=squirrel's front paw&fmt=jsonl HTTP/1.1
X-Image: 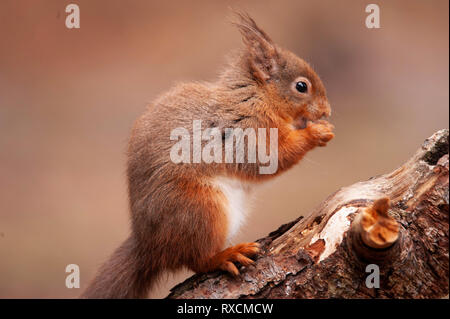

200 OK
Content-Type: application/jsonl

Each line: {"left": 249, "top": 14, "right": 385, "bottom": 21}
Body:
{"left": 306, "top": 120, "right": 334, "bottom": 146}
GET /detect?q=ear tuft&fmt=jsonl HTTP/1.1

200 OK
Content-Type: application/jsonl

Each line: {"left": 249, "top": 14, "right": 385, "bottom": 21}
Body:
{"left": 231, "top": 10, "right": 273, "bottom": 45}
{"left": 231, "top": 10, "right": 279, "bottom": 83}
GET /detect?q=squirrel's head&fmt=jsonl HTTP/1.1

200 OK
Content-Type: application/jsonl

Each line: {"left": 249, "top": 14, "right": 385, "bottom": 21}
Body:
{"left": 233, "top": 12, "right": 331, "bottom": 128}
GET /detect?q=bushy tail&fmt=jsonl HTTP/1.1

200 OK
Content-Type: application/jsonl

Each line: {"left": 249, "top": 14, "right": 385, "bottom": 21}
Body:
{"left": 81, "top": 235, "right": 159, "bottom": 299}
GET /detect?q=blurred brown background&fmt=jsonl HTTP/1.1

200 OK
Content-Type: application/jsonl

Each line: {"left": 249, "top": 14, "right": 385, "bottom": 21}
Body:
{"left": 0, "top": 0, "right": 448, "bottom": 298}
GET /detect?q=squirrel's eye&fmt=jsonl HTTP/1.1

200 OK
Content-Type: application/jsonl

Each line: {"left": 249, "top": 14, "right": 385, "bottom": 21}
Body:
{"left": 295, "top": 81, "right": 308, "bottom": 93}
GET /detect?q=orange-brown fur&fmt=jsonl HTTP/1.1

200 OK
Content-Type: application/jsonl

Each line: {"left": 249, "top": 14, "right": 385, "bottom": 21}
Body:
{"left": 81, "top": 12, "right": 334, "bottom": 299}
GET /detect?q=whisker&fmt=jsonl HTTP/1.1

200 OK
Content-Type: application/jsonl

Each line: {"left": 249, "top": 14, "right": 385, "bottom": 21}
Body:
{"left": 302, "top": 156, "right": 321, "bottom": 166}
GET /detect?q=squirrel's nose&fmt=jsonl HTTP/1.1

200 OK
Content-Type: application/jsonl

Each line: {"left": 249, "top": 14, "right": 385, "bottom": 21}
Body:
{"left": 321, "top": 101, "right": 331, "bottom": 118}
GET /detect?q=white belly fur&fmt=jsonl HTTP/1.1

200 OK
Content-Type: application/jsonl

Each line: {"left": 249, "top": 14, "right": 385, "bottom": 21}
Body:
{"left": 213, "top": 177, "right": 252, "bottom": 242}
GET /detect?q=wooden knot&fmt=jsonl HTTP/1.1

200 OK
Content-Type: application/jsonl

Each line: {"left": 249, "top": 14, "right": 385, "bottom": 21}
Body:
{"left": 349, "top": 197, "right": 402, "bottom": 264}
{"left": 358, "top": 197, "right": 399, "bottom": 249}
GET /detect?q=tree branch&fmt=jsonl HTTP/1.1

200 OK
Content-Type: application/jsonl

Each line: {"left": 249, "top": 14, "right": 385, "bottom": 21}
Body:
{"left": 168, "top": 129, "right": 449, "bottom": 299}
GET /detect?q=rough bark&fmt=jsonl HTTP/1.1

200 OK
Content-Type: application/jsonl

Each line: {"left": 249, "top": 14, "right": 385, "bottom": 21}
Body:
{"left": 168, "top": 129, "right": 449, "bottom": 299}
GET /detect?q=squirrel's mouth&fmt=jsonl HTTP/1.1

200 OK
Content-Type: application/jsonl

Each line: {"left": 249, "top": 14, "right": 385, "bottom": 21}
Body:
{"left": 292, "top": 115, "right": 328, "bottom": 130}
{"left": 293, "top": 117, "right": 309, "bottom": 130}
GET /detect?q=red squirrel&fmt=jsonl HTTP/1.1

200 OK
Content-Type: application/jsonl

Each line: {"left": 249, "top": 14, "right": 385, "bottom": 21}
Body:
{"left": 81, "top": 12, "right": 334, "bottom": 298}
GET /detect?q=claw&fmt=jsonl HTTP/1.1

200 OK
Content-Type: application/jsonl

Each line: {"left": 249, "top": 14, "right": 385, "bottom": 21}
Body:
{"left": 206, "top": 242, "right": 260, "bottom": 276}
